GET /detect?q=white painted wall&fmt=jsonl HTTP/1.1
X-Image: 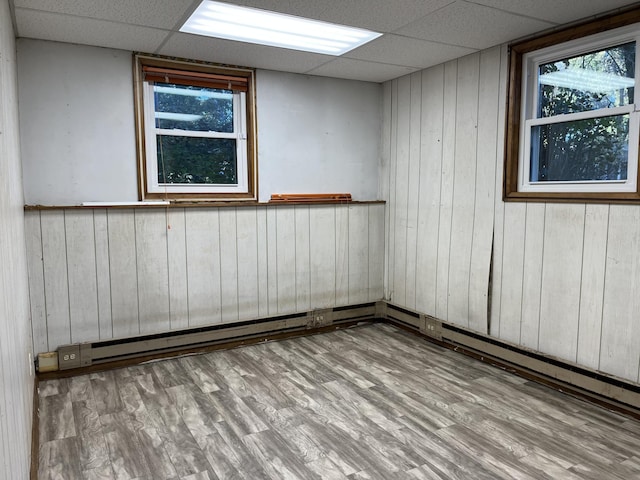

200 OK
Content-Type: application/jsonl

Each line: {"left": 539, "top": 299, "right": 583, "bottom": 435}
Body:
{"left": 382, "top": 46, "right": 640, "bottom": 385}
{"left": 0, "top": 0, "right": 35, "bottom": 476}
{"left": 256, "top": 70, "right": 381, "bottom": 202}
{"left": 18, "top": 39, "right": 382, "bottom": 205}
{"left": 25, "top": 204, "right": 385, "bottom": 352}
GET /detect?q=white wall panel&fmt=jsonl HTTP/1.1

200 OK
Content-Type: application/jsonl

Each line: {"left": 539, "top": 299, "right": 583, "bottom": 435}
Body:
{"left": 40, "top": 211, "right": 71, "bottom": 348}
{"left": 577, "top": 205, "right": 609, "bottom": 370}
{"left": 65, "top": 210, "right": 100, "bottom": 342}
{"left": 368, "top": 204, "right": 386, "bottom": 302}
{"left": 294, "top": 206, "right": 311, "bottom": 312}
{"left": 93, "top": 209, "right": 113, "bottom": 339}
{"left": 348, "top": 205, "right": 369, "bottom": 305}
{"left": 538, "top": 204, "right": 585, "bottom": 362}
{"left": 107, "top": 210, "right": 139, "bottom": 337}
{"left": 382, "top": 45, "right": 640, "bottom": 384}
{"left": 135, "top": 209, "right": 171, "bottom": 334}
{"left": 236, "top": 207, "right": 260, "bottom": 321}
{"left": 468, "top": 47, "right": 501, "bottom": 334}
{"left": 185, "top": 209, "right": 222, "bottom": 326}
{"left": 166, "top": 209, "right": 189, "bottom": 329}
{"left": 414, "top": 65, "right": 444, "bottom": 316}
{"left": 447, "top": 54, "right": 479, "bottom": 327}
{"left": 600, "top": 206, "right": 640, "bottom": 381}
{"left": 219, "top": 208, "right": 240, "bottom": 322}
{"left": 25, "top": 204, "right": 385, "bottom": 352}
{"left": 435, "top": 61, "right": 458, "bottom": 321}
{"left": 519, "top": 204, "right": 545, "bottom": 350}
{"left": 0, "top": 1, "right": 35, "bottom": 475}
{"left": 276, "top": 206, "right": 297, "bottom": 314}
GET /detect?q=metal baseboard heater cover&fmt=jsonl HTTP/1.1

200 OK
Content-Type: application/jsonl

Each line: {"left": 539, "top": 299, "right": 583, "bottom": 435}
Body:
{"left": 385, "top": 302, "right": 640, "bottom": 413}
{"left": 57, "top": 303, "right": 378, "bottom": 370}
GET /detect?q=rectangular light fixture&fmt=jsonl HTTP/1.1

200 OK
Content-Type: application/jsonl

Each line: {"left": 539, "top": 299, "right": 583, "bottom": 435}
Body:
{"left": 180, "top": 0, "right": 382, "bottom": 56}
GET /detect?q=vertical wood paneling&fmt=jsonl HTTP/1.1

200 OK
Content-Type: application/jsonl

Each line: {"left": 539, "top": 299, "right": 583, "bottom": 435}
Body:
{"left": 519, "top": 204, "right": 545, "bottom": 349}
{"left": 65, "top": 210, "right": 99, "bottom": 342}
{"left": 415, "top": 65, "right": 444, "bottom": 316}
{"left": 236, "top": 207, "right": 259, "bottom": 320}
{"left": 219, "top": 208, "right": 239, "bottom": 322}
{"left": 266, "top": 208, "right": 278, "bottom": 315}
{"left": 107, "top": 209, "right": 139, "bottom": 337}
{"left": 447, "top": 54, "right": 479, "bottom": 327}
{"left": 435, "top": 61, "right": 458, "bottom": 321}
{"left": 276, "top": 206, "right": 296, "bottom": 313}
{"left": 600, "top": 205, "right": 640, "bottom": 381}
{"left": 577, "top": 204, "right": 609, "bottom": 370}
{"left": 25, "top": 211, "right": 47, "bottom": 352}
{"left": 0, "top": 6, "right": 33, "bottom": 476}
{"left": 368, "top": 203, "right": 385, "bottom": 302}
{"left": 185, "top": 209, "right": 221, "bottom": 326}
{"left": 348, "top": 205, "right": 369, "bottom": 305}
{"left": 135, "top": 209, "right": 170, "bottom": 334}
{"left": 489, "top": 44, "right": 510, "bottom": 338}
{"left": 405, "top": 71, "right": 423, "bottom": 309}
{"left": 335, "top": 205, "right": 349, "bottom": 306}
{"left": 498, "top": 203, "right": 526, "bottom": 344}
{"left": 294, "top": 206, "right": 311, "bottom": 312}
{"left": 468, "top": 47, "right": 500, "bottom": 334}
{"left": 538, "top": 204, "right": 585, "bottom": 362}
{"left": 166, "top": 208, "right": 189, "bottom": 329}
{"left": 93, "top": 209, "right": 113, "bottom": 339}
{"left": 381, "top": 81, "right": 392, "bottom": 301}
{"left": 392, "top": 75, "right": 411, "bottom": 305}
{"left": 256, "top": 207, "right": 269, "bottom": 318}
{"left": 41, "top": 210, "right": 71, "bottom": 348}
{"left": 386, "top": 80, "right": 398, "bottom": 301}
{"left": 309, "top": 206, "right": 336, "bottom": 309}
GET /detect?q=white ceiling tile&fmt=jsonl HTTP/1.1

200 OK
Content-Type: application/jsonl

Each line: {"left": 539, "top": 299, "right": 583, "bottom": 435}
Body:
{"left": 14, "top": 0, "right": 196, "bottom": 29}
{"left": 15, "top": 8, "right": 169, "bottom": 52}
{"left": 468, "top": 0, "right": 639, "bottom": 25}
{"left": 307, "top": 58, "right": 420, "bottom": 83}
{"left": 396, "top": 1, "right": 554, "bottom": 49}
{"left": 231, "top": 0, "right": 455, "bottom": 32}
{"left": 158, "top": 33, "right": 334, "bottom": 73}
{"left": 345, "top": 34, "right": 477, "bottom": 69}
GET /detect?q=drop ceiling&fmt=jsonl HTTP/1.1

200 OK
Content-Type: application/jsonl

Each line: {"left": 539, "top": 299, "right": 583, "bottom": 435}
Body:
{"left": 11, "top": 0, "right": 640, "bottom": 83}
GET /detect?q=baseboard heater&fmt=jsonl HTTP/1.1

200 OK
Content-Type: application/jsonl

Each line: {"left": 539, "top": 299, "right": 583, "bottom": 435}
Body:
{"left": 55, "top": 303, "right": 379, "bottom": 371}
{"left": 383, "top": 302, "right": 640, "bottom": 416}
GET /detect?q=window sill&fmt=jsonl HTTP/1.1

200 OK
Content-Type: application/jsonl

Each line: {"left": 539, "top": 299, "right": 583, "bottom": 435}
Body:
{"left": 503, "top": 190, "right": 640, "bottom": 204}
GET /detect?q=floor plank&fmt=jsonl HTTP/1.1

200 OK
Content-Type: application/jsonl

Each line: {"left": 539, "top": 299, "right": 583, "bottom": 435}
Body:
{"left": 38, "top": 323, "right": 640, "bottom": 479}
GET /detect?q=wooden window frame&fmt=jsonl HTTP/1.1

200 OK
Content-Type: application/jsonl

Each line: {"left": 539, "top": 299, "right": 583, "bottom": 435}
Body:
{"left": 133, "top": 54, "right": 258, "bottom": 202}
{"left": 504, "top": 6, "right": 640, "bottom": 204}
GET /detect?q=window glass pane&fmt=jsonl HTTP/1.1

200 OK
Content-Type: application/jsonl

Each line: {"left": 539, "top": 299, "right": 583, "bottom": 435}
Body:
{"left": 530, "top": 114, "right": 629, "bottom": 182}
{"left": 153, "top": 83, "right": 234, "bottom": 132}
{"left": 157, "top": 136, "right": 237, "bottom": 184}
{"left": 538, "top": 42, "right": 635, "bottom": 117}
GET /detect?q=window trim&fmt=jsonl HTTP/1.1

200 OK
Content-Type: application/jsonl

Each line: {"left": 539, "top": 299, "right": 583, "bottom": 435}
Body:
{"left": 504, "top": 5, "right": 640, "bottom": 203}
{"left": 133, "top": 54, "right": 257, "bottom": 202}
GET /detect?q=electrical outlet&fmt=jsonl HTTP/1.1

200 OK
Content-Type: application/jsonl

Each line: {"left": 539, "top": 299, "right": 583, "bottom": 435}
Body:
{"left": 58, "top": 345, "right": 81, "bottom": 369}
{"left": 420, "top": 314, "right": 443, "bottom": 340}
{"left": 307, "top": 309, "right": 333, "bottom": 329}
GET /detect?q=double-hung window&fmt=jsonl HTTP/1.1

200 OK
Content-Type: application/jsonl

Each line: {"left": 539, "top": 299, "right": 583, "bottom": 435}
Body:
{"left": 134, "top": 55, "right": 256, "bottom": 201}
{"left": 505, "top": 8, "right": 640, "bottom": 202}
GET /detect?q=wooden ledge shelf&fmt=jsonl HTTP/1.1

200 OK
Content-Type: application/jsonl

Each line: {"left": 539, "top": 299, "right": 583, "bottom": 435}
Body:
{"left": 24, "top": 199, "right": 384, "bottom": 211}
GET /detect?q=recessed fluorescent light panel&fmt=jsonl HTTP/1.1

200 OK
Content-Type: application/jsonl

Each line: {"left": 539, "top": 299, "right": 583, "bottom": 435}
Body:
{"left": 180, "top": 0, "right": 382, "bottom": 55}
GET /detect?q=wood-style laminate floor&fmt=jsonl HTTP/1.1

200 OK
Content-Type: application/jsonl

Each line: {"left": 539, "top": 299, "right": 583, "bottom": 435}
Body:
{"left": 38, "top": 323, "right": 640, "bottom": 479}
